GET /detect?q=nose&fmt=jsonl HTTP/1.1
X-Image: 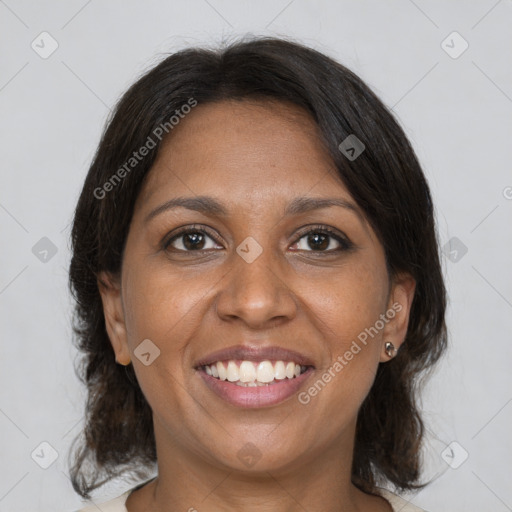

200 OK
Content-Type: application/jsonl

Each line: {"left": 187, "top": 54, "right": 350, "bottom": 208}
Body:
{"left": 215, "top": 240, "right": 298, "bottom": 329}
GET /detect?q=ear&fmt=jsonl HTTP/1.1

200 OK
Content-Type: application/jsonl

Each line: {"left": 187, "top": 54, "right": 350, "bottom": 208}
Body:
{"left": 380, "top": 272, "right": 416, "bottom": 362}
{"left": 97, "top": 271, "right": 131, "bottom": 365}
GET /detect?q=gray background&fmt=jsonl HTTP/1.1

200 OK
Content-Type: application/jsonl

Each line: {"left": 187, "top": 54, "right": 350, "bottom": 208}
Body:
{"left": 1, "top": 1, "right": 511, "bottom": 511}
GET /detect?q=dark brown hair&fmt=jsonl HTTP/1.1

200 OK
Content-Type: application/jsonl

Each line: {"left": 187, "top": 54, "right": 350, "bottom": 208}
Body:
{"left": 68, "top": 36, "right": 447, "bottom": 499}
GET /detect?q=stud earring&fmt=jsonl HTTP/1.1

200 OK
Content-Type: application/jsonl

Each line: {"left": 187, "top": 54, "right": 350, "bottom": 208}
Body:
{"left": 384, "top": 341, "right": 397, "bottom": 358}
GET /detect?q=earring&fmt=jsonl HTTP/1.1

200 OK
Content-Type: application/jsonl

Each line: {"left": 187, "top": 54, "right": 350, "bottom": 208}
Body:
{"left": 384, "top": 342, "right": 397, "bottom": 358}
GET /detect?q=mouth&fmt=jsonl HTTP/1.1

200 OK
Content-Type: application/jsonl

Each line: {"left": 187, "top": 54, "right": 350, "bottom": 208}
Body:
{"left": 194, "top": 345, "right": 315, "bottom": 408}
{"left": 200, "top": 359, "right": 310, "bottom": 386}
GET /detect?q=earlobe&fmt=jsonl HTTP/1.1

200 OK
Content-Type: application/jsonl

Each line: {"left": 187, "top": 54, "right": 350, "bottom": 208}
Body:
{"left": 380, "top": 272, "right": 416, "bottom": 362}
{"left": 97, "top": 271, "right": 131, "bottom": 366}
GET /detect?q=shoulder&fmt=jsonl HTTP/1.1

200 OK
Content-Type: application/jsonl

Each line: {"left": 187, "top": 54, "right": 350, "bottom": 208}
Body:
{"left": 74, "top": 489, "right": 131, "bottom": 512}
{"left": 376, "top": 487, "right": 428, "bottom": 512}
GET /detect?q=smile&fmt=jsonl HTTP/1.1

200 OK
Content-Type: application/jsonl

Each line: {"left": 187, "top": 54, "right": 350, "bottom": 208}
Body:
{"left": 198, "top": 360, "right": 314, "bottom": 408}
{"left": 202, "top": 359, "right": 309, "bottom": 386}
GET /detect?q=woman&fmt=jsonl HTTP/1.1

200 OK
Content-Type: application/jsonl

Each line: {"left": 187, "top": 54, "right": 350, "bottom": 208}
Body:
{"left": 69, "top": 36, "right": 446, "bottom": 512}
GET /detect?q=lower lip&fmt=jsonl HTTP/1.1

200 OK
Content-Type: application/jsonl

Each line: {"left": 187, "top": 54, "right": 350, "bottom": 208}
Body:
{"left": 198, "top": 367, "right": 314, "bottom": 408}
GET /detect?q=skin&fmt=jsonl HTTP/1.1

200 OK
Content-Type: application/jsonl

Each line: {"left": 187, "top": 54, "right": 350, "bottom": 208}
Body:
{"left": 99, "top": 99, "right": 415, "bottom": 512}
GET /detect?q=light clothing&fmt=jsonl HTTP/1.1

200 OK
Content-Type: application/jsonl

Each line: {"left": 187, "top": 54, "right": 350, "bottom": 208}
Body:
{"left": 75, "top": 482, "right": 427, "bottom": 511}
{"left": 377, "top": 488, "right": 427, "bottom": 511}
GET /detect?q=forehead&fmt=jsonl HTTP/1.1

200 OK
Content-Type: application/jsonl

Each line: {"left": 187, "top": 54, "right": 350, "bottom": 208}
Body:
{"left": 137, "top": 99, "right": 351, "bottom": 211}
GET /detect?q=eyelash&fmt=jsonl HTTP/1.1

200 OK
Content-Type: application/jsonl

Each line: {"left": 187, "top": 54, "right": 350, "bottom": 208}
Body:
{"left": 162, "top": 224, "right": 353, "bottom": 254}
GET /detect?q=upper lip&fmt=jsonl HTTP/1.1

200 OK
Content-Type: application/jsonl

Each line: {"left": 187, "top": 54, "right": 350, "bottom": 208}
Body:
{"left": 194, "top": 345, "right": 315, "bottom": 368}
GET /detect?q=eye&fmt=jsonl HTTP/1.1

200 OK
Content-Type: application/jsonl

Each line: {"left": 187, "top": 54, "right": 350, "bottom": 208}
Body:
{"left": 162, "top": 224, "right": 353, "bottom": 254}
{"left": 290, "top": 225, "right": 353, "bottom": 253}
{"left": 163, "top": 225, "right": 222, "bottom": 252}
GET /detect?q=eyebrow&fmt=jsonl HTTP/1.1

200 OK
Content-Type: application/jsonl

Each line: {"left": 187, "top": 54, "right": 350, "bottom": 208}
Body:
{"left": 145, "top": 195, "right": 362, "bottom": 223}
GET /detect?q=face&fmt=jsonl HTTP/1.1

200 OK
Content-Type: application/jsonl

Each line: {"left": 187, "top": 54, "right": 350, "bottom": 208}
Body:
{"left": 99, "top": 99, "right": 415, "bottom": 474}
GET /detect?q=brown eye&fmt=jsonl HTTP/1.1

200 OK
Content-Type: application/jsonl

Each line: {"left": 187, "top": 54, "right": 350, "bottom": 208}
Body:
{"left": 294, "top": 232, "right": 339, "bottom": 251}
{"left": 290, "top": 226, "right": 353, "bottom": 253}
{"left": 164, "top": 227, "right": 222, "bottom": 252}
{"left": 307, "top": 233, "right": 332, "bottom": 251}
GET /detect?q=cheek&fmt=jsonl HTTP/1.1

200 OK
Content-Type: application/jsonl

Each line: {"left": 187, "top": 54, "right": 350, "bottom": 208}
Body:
{"left": 307, "top": 259, "right": 388, "bottom": 346}
{"left": 119, "top": 261, "right": 211, "bottom": 416}
{"left": 121, "top": 258, "right": 220, "bottom": 367}
{"left": 301, "top": 259, "right": 388, "bottom": 397}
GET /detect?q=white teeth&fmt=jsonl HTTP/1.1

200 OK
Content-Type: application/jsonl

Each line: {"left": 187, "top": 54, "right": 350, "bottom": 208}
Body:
{"left": 204, "top": 360, "right": 308, "bottom": 384}
{"left": 236, "top": 381, "right": 265, "bottom": 387}
{"left": 226, "top": 361, "right": 239, "bottom": 382}
{"left": 217, "top": 361, "right": 227, "bottom": 381}
{"left": 274, "top": 361, "right": 286, "bottom": 380}
{"left": 285, "top": 362, "right": 295, "bottom": 379}
{"left": 257, "top": 361, "right": 275, "bottom": 383}
{"left": 239, "top": 360, "right": 257, "bottom": 382}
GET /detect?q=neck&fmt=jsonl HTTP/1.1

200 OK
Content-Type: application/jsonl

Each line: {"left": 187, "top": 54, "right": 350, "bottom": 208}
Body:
{"left": 126, "top": 415, "right": 390, "bottom": 512}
